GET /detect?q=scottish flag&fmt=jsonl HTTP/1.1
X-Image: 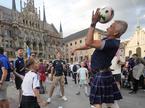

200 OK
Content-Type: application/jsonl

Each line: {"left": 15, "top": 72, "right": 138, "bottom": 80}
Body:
{"left": 26, "top": 45, "right": 31, "bottom": 58}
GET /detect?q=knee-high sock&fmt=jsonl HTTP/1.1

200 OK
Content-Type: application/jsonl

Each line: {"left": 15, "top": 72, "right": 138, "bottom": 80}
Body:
{"left": 84, "top": 86, "right": 88, "bottom": 94}
{"left": 113, "top": 101, "right": 119, "bottom": 108}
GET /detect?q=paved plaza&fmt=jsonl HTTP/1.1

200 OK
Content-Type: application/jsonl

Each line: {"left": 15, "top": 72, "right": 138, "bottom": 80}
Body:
{"left": 8, "top": 77, "right": 145, "bottom": 108}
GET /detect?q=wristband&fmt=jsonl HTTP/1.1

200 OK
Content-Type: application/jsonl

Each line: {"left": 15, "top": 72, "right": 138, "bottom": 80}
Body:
{"left": 90, "top": 23, "right": 96, "bottom": 28}
{"left": 0, "top": 82, "right": 3, "bottom": 85}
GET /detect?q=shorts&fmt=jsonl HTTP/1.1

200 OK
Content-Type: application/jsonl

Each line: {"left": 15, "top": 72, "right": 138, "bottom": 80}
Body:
{"left": 79, "top": 79, "right": 88, "bottom": 85}
{"left": 113, "top": 74, "right": 121, "bottom": 82}
{"left": 40, "top": 73, "right": 46, "bottom": 81}
{"left": 52, "top": 75, "right": 64, "bottom": 87}
{"left": 0, "top": 82, "right": 9, "bottom": 100}
{"left": 15, "top": 76, "right": 23, "bottom": 89}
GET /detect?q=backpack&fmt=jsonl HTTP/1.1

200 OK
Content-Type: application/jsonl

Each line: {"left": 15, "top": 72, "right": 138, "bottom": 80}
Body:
{"left": 73, "top": 65, "right": 77, "bottom": 72}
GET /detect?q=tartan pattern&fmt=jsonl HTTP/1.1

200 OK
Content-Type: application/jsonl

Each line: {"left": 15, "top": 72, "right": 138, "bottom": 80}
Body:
{"left": 20, "top": 96, "right": 40, "bottom": 108}
{"left": 89, "top": 71, "right": 122, "bottom": 105}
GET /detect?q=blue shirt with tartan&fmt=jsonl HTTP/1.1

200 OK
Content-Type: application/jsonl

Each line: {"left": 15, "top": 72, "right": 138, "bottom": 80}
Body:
{"left": 91, "top": 38, "right": 120, "bottom": 71}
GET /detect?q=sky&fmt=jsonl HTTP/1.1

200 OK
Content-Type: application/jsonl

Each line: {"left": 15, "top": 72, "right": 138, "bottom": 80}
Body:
{"left": 0, "top": 0, "right": 145, "bottom": 39}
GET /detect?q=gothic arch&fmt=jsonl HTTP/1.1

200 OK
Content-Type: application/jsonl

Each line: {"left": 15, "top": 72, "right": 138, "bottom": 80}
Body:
{"left": 31, "top": 34, "right": 34, "bottom": 41}
{"left": 33, "top": 41, "right": 37, "bottom": 50}
{"left": 52, "top": 39, "right": 55, "bottom": 45}
{"left": 129, "top": 50, "right": 132, "bottom": 57}
{"left": 39, "top": 43, "right": 43, "bottom": 51}
{"left": 26, "top": 40, "right": 31, "bottom": 47}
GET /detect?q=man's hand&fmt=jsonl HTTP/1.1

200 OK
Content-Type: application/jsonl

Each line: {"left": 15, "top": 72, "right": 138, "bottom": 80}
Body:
{"left": 39, "top": 100, "right": 48, "bottom": 107}
{"left": 91, "top": 8, "right": 100, "bottom": 26}
{"left": 50, "top": 75, "right": 53, "bottom": 81}
{"left": 13, "top": 70, "right": 24, "bottom": 80}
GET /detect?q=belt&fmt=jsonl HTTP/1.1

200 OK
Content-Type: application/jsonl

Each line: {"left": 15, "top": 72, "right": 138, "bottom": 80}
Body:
{"left": 93, "top": 68, "right": 114, "bottom": 73}
{"left": 22, "top": 95, "right": 37, "bottom": 101}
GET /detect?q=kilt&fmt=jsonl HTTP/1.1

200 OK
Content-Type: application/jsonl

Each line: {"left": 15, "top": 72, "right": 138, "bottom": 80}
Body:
{"left": 90, "top": 71, "right": 122, "bottom": 105}
{"left": 20, "top": 96, "right": 40, "bottom": 108}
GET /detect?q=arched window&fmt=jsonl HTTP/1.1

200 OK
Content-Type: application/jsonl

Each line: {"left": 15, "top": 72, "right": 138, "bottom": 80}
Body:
{"left": 4, "top": 30, "right": 11, "bottom": 38}
{"left": 23, "top": 19, "right": 25, "bottom": 24}
{"left": 26, "top": 41, "right": 31, "bottom": 47}
{"left": 129, "top": 50, "right": 132, "bottom": 57}
{"left": 39, "top": 43, "right": 43, "bottom": 51}
{"left": 136, "top": 47, "right": 141, "bottom": 57}
{"left": 33, "top": 42, "right": 37, "bottom": 50}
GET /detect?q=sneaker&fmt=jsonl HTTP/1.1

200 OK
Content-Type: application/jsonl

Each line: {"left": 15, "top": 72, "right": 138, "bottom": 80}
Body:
{"left": 56, "top": 92, "right": 62, "bottom": 97}
{"left": 62, "top": 96, "right": 68, "bottom": 101}
{"left": 90, "top": 105, "right": 96, "bottom": 108}
{"left": 129, "top": 91, "right": 136, "bottom": 94}
{"left": 18, "top": 104, "right": 20, "bottom": 108}
{"left": 76, "top": 91, "right": 80, "bottom": 95}
{"left": 85, "top": 93, "right": 89, "bottom": 97}
{"left": 46, "top": 97, "right": 51, "bottom": 103}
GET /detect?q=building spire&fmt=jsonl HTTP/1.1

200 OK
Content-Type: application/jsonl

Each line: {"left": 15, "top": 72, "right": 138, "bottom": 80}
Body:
{"left": 31, "top": 0, "right": 35, "bottom": 7}
{"left": 137, "top": 16, "right": 140, "bottom": 28}
{"left": 20, "top": 0, "right": 22, "bottom": 12}
{"left": 33, "top": 0, "right": 34, "bottom": 6}
{"left": 59, "top": 22, "right": 63, "bottom": 38}
{"left": 39, "top": 7, "right": 41, "bottom": 20}
{"left": 43, "top": 3, "right": 46, "bottom": 22}
{"left": 59, "top": 22, "right": 63, "bottom": 33}
{"left": 12, "top": 0, "right": 16, "bottom": 11}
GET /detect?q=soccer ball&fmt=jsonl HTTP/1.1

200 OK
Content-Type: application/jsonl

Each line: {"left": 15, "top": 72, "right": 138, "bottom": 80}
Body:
{"left": 99, "top": 6, "right": 114, "bottom": 24}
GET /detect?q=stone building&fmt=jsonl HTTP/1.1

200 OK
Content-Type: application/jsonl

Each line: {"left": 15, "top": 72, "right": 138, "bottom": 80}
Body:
{"left": 122, "top": 26, "right": 145, "bottom": 58}
{"left": 0, "top": 0, "right": 62, "bottom": 60}
{"left": 63, "top": 28, "right": 106, "bottom": 63}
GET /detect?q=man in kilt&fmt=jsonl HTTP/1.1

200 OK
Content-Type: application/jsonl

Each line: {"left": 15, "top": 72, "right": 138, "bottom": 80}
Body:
{"left": 73, "top": 9, "right": 128, "bottom": 108}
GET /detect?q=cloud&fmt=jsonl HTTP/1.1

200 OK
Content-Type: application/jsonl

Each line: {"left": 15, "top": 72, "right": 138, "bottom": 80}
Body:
{"left": 0, "top": 0, "right": 145, "bottom": 39}
{"left": 56, "top": 0, "right": 145, "bottom": 38}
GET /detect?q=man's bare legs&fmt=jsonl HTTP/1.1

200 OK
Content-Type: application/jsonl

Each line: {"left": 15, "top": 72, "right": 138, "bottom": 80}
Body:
{"left": 95, "top": 104, "right": 102, "bottom": 108}
{"left": 0, "top": 100, "right": 9, "bottom": 108}
{"left": 105, "top": 102, "right": 119, "bottom": 108}
{"left": 18, "top": 89, "right": 22, "bottom": 106}
{"left": 59, "top": 77, "right": 64, "bottom": 96}
{"left": 91, "top": 104, "right": 102, "bottom": 108}
{"left": 48, "top": 85, "right": 55, "bottom": 97}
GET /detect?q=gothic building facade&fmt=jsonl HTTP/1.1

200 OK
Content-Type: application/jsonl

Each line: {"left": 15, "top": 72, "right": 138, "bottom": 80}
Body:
{"left": 0, "top": 0, "right": 63, "bottom": 59}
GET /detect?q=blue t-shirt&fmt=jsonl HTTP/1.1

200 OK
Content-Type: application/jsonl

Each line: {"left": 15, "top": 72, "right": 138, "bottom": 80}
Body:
{"left": 0, "top": 54, "right": 11, "bottom": 81}
{"left": 14, "top": 57, "right": 25, "bottom": 76}
{"left": 53, "top": 59, "right": 65, "bottom": 76}
{"left": 91, "top": 38, "right": 120, "bottom": 71}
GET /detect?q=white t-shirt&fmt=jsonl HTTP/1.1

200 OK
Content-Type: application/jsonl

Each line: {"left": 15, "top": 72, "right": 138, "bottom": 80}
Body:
{"left": 69, "top": 64, "right": 74, "bottom": 72}
{"left": 111, "top": 56, "right": 125, "bottom": 75}
{"left": 77, "top": 67, "right": 88, "bottom": 80}
{"left": 22, "top": 71, "right": 40, "bottom": 96}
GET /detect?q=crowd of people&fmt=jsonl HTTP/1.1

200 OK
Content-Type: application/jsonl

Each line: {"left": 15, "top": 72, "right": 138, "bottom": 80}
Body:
{"left": 121, "top": 54, "right": 145, "bottom": 93}
{"left": 0, "top": 8, "right": 145, "bottom": 108}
